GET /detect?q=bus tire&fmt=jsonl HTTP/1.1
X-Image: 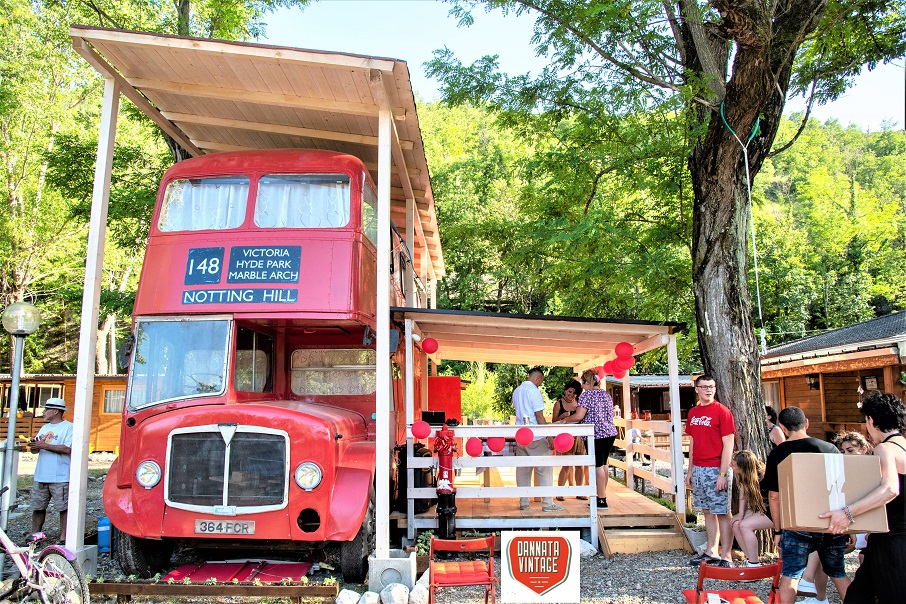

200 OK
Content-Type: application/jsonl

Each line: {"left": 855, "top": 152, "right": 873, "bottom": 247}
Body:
{"left": 116, "top": 531, "right": 174, "bottom": 578}
{"left": 340, "top": 492, "right": 374, "bottom": 584}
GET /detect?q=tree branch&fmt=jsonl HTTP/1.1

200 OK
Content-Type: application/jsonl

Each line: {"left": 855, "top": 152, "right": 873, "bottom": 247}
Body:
{"left": 679, "top": 0, "right": 726, "bottom": 99}
{"left": 768, "top": 80, "right": 817, "bottom": 157}
{"left": 515, "top": 0, "right": 716, "bottom": 107}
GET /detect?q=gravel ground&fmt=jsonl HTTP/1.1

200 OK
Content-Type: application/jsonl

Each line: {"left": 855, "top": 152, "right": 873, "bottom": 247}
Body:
{"left": 7, "top": 454, "right": 857, "bottom": 603}
{"left": 420, "top": 548, "right": 858, "bottom": 604}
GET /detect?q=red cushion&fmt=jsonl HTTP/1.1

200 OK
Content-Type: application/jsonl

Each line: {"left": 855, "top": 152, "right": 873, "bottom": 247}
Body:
{"left": 432, "top": 561, "right": 491, "bottom": 586}
{"left": 682, "top": 589, "right": 764, "bottom": 604}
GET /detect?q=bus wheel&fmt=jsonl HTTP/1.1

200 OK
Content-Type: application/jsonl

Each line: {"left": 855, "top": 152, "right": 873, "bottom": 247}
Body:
{"left": 116, "top": 531, "right": 174, "bottom": 578}
{"left": 340, "top": 493, "right": 375, "bottom": 584}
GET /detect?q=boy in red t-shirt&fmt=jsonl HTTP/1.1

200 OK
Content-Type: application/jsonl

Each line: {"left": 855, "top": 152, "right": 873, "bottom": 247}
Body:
{"left": 685, "top": 375, "right": 736, "bottom": 567}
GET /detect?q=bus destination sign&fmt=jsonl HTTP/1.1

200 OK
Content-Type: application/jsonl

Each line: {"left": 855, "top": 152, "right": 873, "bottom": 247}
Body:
{"left": 227, "top": 246, "right": 301, "bottom": 283}
{"left": 182, "top": 245, "right": 301, "bottom": 305}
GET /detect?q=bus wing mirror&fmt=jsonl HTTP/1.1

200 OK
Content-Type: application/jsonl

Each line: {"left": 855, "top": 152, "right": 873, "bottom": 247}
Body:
{"left": 117, "top": 334, "right": 135, "bottom": 370}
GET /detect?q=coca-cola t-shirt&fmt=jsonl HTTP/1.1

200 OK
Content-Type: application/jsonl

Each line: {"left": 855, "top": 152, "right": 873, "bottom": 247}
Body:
{"left": 685, "top": 402, "right": 735, "bottom": 467}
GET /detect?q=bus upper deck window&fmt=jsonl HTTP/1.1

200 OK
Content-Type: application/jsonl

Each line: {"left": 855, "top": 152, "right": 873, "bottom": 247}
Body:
{"left": 255, "top": 174, "right": 350, "bottom": 228}
{"left": 159, "top": 177, "right": 249, "bottom": 232}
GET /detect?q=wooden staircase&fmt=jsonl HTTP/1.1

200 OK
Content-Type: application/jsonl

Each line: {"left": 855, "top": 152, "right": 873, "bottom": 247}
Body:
{"left": 597, "top": 482, "right": 692, "bottom": 558}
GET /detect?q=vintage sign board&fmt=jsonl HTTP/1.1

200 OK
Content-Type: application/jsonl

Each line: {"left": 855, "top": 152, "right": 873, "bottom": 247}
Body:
{"left": 501, "top": 531, "right": 580, "bottom": 603}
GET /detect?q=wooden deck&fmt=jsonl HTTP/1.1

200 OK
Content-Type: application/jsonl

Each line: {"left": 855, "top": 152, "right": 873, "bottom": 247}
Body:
{"left": 403, "top": 466, "right": 691, "bottom": 556}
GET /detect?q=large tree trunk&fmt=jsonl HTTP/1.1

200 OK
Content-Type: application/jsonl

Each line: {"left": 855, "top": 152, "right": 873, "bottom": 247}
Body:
{"left": 685, "top": 0, "right": 829, "bottom": 459}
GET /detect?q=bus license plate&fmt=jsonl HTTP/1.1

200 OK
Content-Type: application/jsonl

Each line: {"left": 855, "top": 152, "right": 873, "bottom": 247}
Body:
{"left": 194, "top": 520, "right": 255, "bottom": 535}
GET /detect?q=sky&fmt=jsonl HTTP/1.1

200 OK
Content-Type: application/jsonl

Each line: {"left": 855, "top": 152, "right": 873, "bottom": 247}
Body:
{"left": 264, "top": 0, "right": 905, "bottom": 132}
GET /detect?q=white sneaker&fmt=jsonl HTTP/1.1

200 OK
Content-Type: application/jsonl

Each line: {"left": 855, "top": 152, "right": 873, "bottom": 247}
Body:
{"left": 799, "top": 598, "right": 828, "bottom": 604}
{"left": 796, "top": 579, "right": 817, "bottom": 595}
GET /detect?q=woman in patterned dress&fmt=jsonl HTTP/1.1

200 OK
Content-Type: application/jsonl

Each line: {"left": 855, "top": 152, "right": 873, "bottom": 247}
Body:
{"left": 557, "top": 369, "right": 617, "bottom": 510}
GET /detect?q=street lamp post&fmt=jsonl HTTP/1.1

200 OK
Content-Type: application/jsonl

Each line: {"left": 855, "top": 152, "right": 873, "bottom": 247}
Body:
{"left": 1, "top": 301, "right": 41, "bottom": 529}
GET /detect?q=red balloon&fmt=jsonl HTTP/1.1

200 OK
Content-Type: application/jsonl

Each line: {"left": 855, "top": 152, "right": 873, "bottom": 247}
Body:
{"left": 554, "top": 433, "right": 574, "bottom": 453}
{"left": 612, "top": 368, "right": 626, "bottom": 379}
{"left": 487, "top": 436, "right": 506, "bottom": 453}
{"left": 465, "top": 437, "right": 483, "bottom": 457}
{"left": 615, "top": 355, "right": 636, "bottom": 371}
{"left": 411, "top": 420, "right": 431, "bottom": 439}
{"left": 603, "top": 360, "right": 615, "bottom": 374}
{"left": 421, "top": 337, "right": 439, "bottom": 354}
{"left": 515, "top": 427, "right": 534, "bottom": 446}
{"left": 595, "top": 366, "right": 606, "bottom": 380}
{"left": 615, "top": 341, "right": 634, "bottom": 358}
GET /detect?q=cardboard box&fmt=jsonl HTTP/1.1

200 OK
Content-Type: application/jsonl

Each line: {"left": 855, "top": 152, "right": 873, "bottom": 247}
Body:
{"left": 778, "top": 453, "right": 888, "bottom": 534}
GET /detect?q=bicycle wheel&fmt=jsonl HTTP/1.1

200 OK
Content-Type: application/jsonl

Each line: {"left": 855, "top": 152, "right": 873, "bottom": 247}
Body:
{"left": 35, "top": 549, "right": 88, "bottom": 604}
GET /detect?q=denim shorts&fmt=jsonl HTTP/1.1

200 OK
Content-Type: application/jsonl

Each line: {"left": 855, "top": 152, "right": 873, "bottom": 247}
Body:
{"left": 780, "top": 530, "right": 849, "bottom": 579}
{"left": 691, "top": 465, "right": 732, "bottom": 514}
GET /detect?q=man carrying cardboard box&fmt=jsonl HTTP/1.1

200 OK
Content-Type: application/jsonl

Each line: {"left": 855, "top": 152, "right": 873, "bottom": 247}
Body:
{"left": 685, "top": 375, "right": 735, "bottom": 567}
{"left": 763, "top": 406, "right": 850, "bottom": 604}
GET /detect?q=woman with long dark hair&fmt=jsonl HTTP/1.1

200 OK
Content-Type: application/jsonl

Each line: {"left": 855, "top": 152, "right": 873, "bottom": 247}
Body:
{"left": 821, "top": 391, "right": 906, "bottom": 603}
{"left": 553, "top": 379, "right": 588, "bottom": 500}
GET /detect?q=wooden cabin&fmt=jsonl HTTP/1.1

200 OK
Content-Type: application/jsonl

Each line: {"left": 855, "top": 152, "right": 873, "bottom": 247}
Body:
{"left": 605, "top": 374, "right": 697, "bottom": 420}
{"left": 761, "top": 312, "right": 906, "bottom": 439}
{"left": 0, "top": 374, "right": 126, "bottom": 451}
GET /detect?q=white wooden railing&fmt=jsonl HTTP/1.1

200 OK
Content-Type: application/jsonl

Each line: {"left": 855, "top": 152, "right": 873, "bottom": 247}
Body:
{"left": 405, "top": 423, "right": 597, "bottom": 549}
{"left": 611, "top": 417, "right": 684, "bottom": 508}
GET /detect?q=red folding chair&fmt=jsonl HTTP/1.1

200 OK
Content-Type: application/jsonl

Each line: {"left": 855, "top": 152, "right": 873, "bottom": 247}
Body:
{"left": 682, "top": 562, "right": 781, "bottom": 604}
{"left": 428, "top": 535, "right": 496, "bottom": 604}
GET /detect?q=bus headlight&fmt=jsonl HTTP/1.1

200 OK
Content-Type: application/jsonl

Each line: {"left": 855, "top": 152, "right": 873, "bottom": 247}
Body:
{"left": 136, "top": 460, "right": 162, "bottom": 489}
{"left": 294, "top": 462, "right": 322, "bottom": 491}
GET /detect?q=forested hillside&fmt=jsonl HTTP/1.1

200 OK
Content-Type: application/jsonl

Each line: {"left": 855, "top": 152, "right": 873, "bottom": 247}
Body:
{"left": 0, "top": 3, "right": 903, "bottom": 382}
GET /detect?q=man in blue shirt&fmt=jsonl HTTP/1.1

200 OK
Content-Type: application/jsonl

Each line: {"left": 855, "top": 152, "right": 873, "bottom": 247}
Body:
{"left": 28, "top": 398, "right": 73, "bottom": 538}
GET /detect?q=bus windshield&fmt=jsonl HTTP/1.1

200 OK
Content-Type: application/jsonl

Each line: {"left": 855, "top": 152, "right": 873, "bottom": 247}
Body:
{"left": 128, "top": 319, "right": 230, "bottom": 410}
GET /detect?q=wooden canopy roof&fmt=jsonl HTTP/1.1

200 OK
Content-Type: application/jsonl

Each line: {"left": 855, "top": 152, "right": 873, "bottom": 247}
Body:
{"left": 393, "top": 308, "right": 684, "bottom": 371}
{"left": 70, "top": 25, "right": 444, "bottom": 280}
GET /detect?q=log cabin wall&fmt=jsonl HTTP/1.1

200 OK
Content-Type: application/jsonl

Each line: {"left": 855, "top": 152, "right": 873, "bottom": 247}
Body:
{"left": 772, "top": 361, "right": 906, "bottom": 441}
{"left": 781, "top": 375, "right": 824, "bottom": 438}
{"left": 0, "top": 375, "right": 125, "bottom": 451}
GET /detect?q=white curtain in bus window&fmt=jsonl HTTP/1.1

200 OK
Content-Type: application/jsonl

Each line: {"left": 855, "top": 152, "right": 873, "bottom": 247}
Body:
{"left": 158, "top": 177, "right": 249, "bottom": 231}
{"left": 255, "top": 174, "right": 350, "bottom": 228}
{"left": 290, "top": 349, "right": 376, "bottom": 395}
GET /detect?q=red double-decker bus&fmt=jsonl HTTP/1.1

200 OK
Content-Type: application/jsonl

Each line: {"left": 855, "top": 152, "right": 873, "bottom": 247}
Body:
{"left": 104, "top": 149, "right": 417, "bottom": 582}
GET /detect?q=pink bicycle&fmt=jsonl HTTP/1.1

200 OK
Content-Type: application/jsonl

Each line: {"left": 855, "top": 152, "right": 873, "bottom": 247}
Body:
{"left": 0, "top": 487, "right": 88, "bottom": 603}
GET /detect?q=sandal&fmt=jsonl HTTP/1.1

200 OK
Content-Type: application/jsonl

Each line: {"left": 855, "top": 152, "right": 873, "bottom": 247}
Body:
{"left": 555, "top": 496, "right": 565, "bottom": 501}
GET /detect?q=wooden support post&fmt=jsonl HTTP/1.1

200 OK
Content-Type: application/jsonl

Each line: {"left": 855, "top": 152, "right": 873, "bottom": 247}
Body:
{"left": 668, "top": 334, "right": 685, "bottom": 517}
{"left": 374, "top": 98, "right": 392, "bottom": 558}
{"left": 68, "top": 77, "right": 119, "bottom": 551}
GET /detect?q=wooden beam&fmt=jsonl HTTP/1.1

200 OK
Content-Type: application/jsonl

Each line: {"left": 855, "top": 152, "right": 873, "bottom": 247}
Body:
{"left": 70, "top": 25, "right": 397, "bottom": 73}
{"left": 365, "top": 161, "right": 419, "bottom": 179}
{"left": 761, "top": 351, "right": 900, "bottom": 379}
{"left": 161, "top": 111, "right": 415, "bottom": 150}
{"left": 129, "top": 77, "right": 407, "bottom": 120}
{"left": 71, "top": 39, "right": 202, "bottom": 156}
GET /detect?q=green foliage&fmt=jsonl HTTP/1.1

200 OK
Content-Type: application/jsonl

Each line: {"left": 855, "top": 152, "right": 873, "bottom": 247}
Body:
{"left": 415, "top": 529, "right": 434, "bottom": 556}
{"left": 459, "top": 362, "right": 501, "bottom": 420}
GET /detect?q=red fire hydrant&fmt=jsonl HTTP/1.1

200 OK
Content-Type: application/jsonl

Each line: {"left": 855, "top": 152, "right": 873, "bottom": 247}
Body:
{"left": 433, "top": 424, "right": 457, "bottom": 539}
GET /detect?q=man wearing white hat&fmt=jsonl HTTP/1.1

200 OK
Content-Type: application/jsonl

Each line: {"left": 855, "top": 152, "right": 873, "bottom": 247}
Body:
{"left": 28, "top": 398, "right": 72, "bottom": 538}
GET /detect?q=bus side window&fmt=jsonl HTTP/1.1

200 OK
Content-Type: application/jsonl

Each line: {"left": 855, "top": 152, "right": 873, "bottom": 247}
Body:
{"left": 235, "top": 327, "right": 274, "bottom": 393}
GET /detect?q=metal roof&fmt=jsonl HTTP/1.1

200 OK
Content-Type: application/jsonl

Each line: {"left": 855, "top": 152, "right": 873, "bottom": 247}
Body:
{"left": 69, "top": 25, "right": 444, "bottom": 279}
{"left": 605, "top": 374, "right": 695, "bottom": 388}
{"left": 763, "top": 312, "right": 906, "bottom": 361}
{"left": 392, "top": 307, "right": 684, "bottom": 370}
